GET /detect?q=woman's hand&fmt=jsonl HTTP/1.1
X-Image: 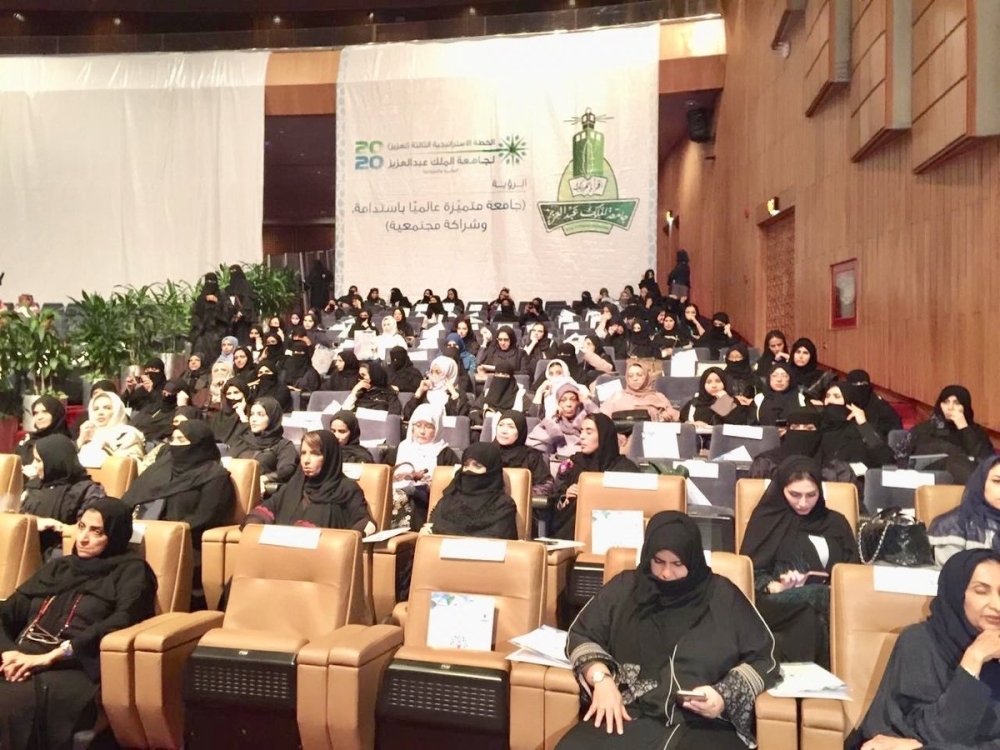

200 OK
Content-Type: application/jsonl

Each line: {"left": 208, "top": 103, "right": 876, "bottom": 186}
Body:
{"left": 582, "top": 672, "right": 631, "bottom": 735}
{"left": 415, "top": 379, "right": 431, "bottom": 397}
{"left": 860, "top": 735, "right": 923, "bottom": 750}
{"left": 723, "top": 323, "right": 732, "bottom": 338}
{"left": 960, "top": 629, "right": 1000, "bottom": 677}
{"left": 35, "top": 517, "right": 64, "bottom": 533}
{"left": 78, "top": 422, "right": 96, "bottom": 444}
{"left": 419, "top": 524, "right": 433, "bottom": 536}
{"left": 2, "top": 651, "right": 57, "bottom": 682}
{"left": 352, "top": 380, "right": 370, "bottom": 394}
{"left": 393, "top": 471, "right": 413, "bottom": 482}
{"left": 778, "top": 570, "right": 808, "bottom": 590}
{"left": 235, "top": 401, "right": 248, "bottom": 422}
{"left": 846, "top": 404, "right": 867, "bottom": 425}
{"left": 680, "top": 685, "right": 725, "bottom": 720}
{"left": 947, "top": 403, "right": 969, "bottom": 430}
{"left": 446, "top": 383, "right": 459, "bottom": 400}
{"left": 774, "top": 351, "right": 790, "bottom": 362}
{"left": 557, "top": 483, "right": 579, "bottom": 510}
{"left": 735, "top": 395, "right": 754, "bottom": 407}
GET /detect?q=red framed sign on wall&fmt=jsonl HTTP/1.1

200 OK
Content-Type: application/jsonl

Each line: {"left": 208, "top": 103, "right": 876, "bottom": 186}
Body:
{"left": 830, "top": 258, "right": 858, "bottom": 329}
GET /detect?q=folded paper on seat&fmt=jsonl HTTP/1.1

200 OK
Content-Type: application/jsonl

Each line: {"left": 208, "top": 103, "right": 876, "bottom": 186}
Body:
{"left": 426, "top": 592, "right": 495, "bottom": 651}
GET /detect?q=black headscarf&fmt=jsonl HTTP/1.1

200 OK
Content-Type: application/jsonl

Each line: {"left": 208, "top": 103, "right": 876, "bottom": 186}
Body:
{"left": 691, "top": 366, "right": 729, "bottom": 408}
{"left": 283, "top": 340, "right": 312, "bottom": 382}
{"left": 327, "top": 350, "right": 361, "bottom": 391}
{"left": 232, "top": 346, "right": 255, "bottom": 378}
{"left": 844, "top": 369, "right": 874, "bottom": 409}
{"left": 569, "top": 413, "right": 636, "bottom": 474}
{"left": 225, "top": 265, "right": 254, "bottom": 299}
{"left": 355, "top": 361, "right": 399, "bottom": 412}
{"left": 756, "top": 329, "right": 788, "bottom": 372}
{"left": 773, "top": 408, "right": 823, "bottom": 460}
{"left": 122, "top": 421, "right": 228, "bottom": 507}
{"left": 933, "top": 384, "right": 977, "bottom": 426}
{"left": 724, "top": 342, "right": 753, "bottom": 378}
{"left": 788, "top": 338, "right": 819, "bottom": 384}
{"left": 330, "top": 410, "right": 373, "bottom": 464}
{"left": 488, "top": 325, "right": 522, "bottom": 370}
{"left": 493, "top": 410, "right": 534, "bottom": 466}
{"left": 956, "top": 455, "right": 1000, "bottom": 531}
{"left": 739, "top": 456, "right": 858, "bottom": 573}
{"left": 28, "top": 395, "right": 71, "bottom": 441}
{"left": 209, "top": 377, "right": 249, "bottom": 444}
{"left": 388, "top": 346, "right": 422, "bottom": 393}
{"left": 241, "top": 396, "right": 285, "bottom": 449}
{"left": 91, "top": 380, "right": 119, "bottom": 397}
{"left": 431, "top": 443, "right": 517, "bottom": 539}
{"left": 816, "top": 382, "right": 868, "bottom": 463}
{"left": 33, "top": 434, "right": 90, "bottom": 487}
{"left": 925, "top": 548, "right": 1000, "bottom": 698}
{"left": 483, "top": 361, "right": 519, "bottom": 411}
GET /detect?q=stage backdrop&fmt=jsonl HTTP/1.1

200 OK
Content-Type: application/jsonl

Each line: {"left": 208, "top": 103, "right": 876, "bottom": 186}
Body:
{"left": 335, "top": 24, "right": 659, "bottom": 303}
{"left": 0, "top": 51, "right": 270, "bottom": 303}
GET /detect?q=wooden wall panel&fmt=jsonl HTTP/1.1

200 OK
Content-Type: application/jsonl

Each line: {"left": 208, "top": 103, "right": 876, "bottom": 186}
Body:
{"left": 666, "top": 0, "right": 1000, "bottom": 428}
{"left": 803, "top": 0, "right": 852, "bottom": 116}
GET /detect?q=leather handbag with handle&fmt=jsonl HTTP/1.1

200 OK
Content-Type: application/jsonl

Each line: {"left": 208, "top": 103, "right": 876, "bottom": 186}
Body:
{"left": 858, "top": 507, "right": 935, "bottom": 566}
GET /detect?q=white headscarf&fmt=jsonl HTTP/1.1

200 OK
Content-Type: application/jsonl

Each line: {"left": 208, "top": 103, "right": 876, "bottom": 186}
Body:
{"left": 88, "top": 391, "right": 129, "bottom": 431}
{"left": 426, "top": 356, "right": 458, "bottom": 408}
{"left": 395, "top": 403, "right": 449, "bottom": 478}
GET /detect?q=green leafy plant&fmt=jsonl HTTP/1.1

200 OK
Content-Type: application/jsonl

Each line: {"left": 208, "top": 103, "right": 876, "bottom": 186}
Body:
{"left": 148, "top": 280, "right": 194, "bottom": 353}
{"left": 213, "top": 261, "right": 301, "bottom": 317}
{"left": 110, "top": 285, "right": 161, "bottom": 365}
{"left": 0, "top": 310, "right": 74, "bottom": 412}
{"left": 66, "top": 291, "right": 131, "bottom": 380}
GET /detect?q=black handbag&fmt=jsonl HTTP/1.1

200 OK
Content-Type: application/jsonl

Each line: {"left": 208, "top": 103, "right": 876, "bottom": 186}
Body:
{"left": 858, "top": 507, "right": 934, "bottom": 566}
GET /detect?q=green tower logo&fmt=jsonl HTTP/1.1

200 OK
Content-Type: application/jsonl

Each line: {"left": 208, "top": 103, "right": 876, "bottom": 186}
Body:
{"left": 537, "top": 109, "right": 639, "bottom": 235}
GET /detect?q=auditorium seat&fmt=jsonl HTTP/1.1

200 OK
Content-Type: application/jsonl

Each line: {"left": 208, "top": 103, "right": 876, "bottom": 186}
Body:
{"left": 734, "top": 478, "right": 858, "bottom": 553}
{"left": 97, "top": 520, "right": 195, "bottom": 748}
{"left": 86, "top": 455, "right": 137, "bottom": 499}
{"left": 540, "top": 549, "right": 797, "bottom": 750}
{"left": 799, "top": 564, "right": 933, "bottom": 750}
{"left": 0, "top": 512, "right": 41, "bottom": 599}
{"left": 626, "top": 422, "right": 699, "bottom": 460}
{"left": 0, "top": 453, "right": 23, "bottom": 509}
{"left": 370, "top": 466, "right": 531, "bottom": 623}
{"left": 124, "top": 525, "right": 370, "bottom": 749}
{"left": 707, "top": 425, "right": 781, "bottom": 461}
{"left": 914, "top": 483, "right": 963, "bottom": 526}
{"left": 862, "top": 468, "right": 954, "bottom": 513}
{"left": 545, "top": 472, "right": 685, "bottom": 626}
{"left": 315, "top": 535, "right": 545, "bottom": 750}
{"left": 203, "top": 462, "right": 388, "bottom": 614}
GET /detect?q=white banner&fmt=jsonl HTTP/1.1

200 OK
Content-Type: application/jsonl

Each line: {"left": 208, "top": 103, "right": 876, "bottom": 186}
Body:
{"left": 0, "top": 51, "right": 269, "bottom": 303}
{"left": 335, "top": 25, "right": 659, "bottom": 303}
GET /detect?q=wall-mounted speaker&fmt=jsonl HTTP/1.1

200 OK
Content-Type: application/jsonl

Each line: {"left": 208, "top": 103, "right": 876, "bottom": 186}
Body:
{"left": 686, "top": 107, "right": 713, "bottom": 143}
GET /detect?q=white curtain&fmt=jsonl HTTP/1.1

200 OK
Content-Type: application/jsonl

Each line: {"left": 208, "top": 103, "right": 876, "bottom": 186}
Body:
{"left": 0, "top": 51, "right": 270, "bottom": 303}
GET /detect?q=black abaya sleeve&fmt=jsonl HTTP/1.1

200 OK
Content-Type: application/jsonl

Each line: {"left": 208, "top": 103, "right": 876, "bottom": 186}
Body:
{"left": 567, "top": 572, "right": 631, "bottom": 682}
{"left": 958, "top": 425, "right": 995, "bottom": 463}
{"left": 263, "top": 440, "right": 299, "bottom": 484}
{"left": 0, "top": 591, "right": 31, "bottom": 649}
{"left": 176, "top": 474, "right": 237, "bottom": 547}
{"left": 855, "top": 623, "right": 1000, "bottom": 749}
{"left": 341, "top": 484, "right": 374, "bottom": 533}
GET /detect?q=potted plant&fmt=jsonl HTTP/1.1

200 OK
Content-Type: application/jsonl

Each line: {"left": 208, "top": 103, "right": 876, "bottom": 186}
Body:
{"left": 67, "top": 290, "right": 131, "bottom": 381}
{"left": 216, "top": 261, "right": 301, "bottom": 318}
{"left": 0, "top": 310, "right": 74, "bottom": 429}
{"left": 149, "top": 280, "right": 194, "bottom": 379}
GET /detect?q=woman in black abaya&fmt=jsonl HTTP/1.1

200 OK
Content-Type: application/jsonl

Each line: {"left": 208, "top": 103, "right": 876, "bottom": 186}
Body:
{"left": 0, "top": 499, "right": 157, "bottom": 750}
{"left": 427, "top": 443, "right": 518, "bottom": 540}
{"left": 556, "top": 511, "right": 779, "bottom": 750}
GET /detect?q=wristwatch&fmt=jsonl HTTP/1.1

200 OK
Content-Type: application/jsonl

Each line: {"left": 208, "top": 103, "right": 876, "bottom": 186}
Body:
{"left": 592, "top": 670, "right": 609, "bottom": 685}
{"left": 60, "top": 640, "right": 74, "bottom": 658}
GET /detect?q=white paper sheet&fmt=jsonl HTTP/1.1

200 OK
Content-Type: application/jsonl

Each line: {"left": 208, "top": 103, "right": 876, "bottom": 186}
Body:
{"left": 360, "top": 439, "right": 385, "bottom": 448}
{"left": 849, "top": 462, "right": 868, "bottom": 477}
{"left": 563, "top": 321, "right": 580, "bottom": 331}
{"left": 426, "top": 592, "right": 495, "bottom": 651}
{"left": 696, "top": 361, "right": 727, "bottom": 377}
{"left": 872, "top": 565, "right": 939, "bottom": 596}
{"left": 768, "top": 662, "right": 850, "bottom": 700}
{"left": 409, "top": 350, "right": 429, "bottom": 362}
{"left": 675, "top": 460, "right": 719, "bottom": 479}
{"left": 535, "top": 537, "right": 586, "bottom": 551}
{"left": 721, "top": 424, "right": 764, "bottom": 440}
{"left": 685, "top": 478, "right": 712, "bottom": 506}
{"left": 602, "top": 472, "right": 658, "bottom": 491}
{"left": 641, "top": 421, "right": 680, "bottom": 459}
{"left": 442, "top": 415, "right": 458, "bottom": 428}
{"left": 669, "top": 349, "right": 697, "bottom": 377}
{"left": 591, "top": 509, "right": 645, "bottom": 555}
{"left": 506, "top": 648, "right": 572, "bottom": 669}
{"left": 713, "top": 446, "right": 754, "bottom": 463}
{"left": 259, "top": 525, "right": 322, "bottom": 550}
{"left": 363, "top": 527, "right": 413, "bottom": 543}
{"left": 881, "top": 470, "right": 936, "bottom": 490}
{"left": 282, "top": 411, "right": 325, "bottom": 430}
{"left": 595, "top": 378, "right": 623, "bottom": 404}
{"left": 343, "top": 463, "right": 364, "bottom": 480}
{"left": 510, "top": 625, "right": 569, "bottom": 665}
{"left": 439, "top": 538, "right": 507, "bottom": 562}
{"left": 130, "top": 522, "right": 147, "bottom": 545}
{"left": 356, "top": 408, "right": 389, "bottom": 422}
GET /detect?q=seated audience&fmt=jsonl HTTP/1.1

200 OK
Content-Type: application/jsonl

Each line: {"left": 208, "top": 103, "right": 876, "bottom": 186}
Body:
{"left": 249, "top": 360, "right": 292, "bottom": 413}
{"left": 527, "top": 382, "right": 599, "bottom": 457}
{"left": 328, "top": 410, "right": 377, "bottom": 464}
{"left": 551, "top": 413, "right": 640, "bottom": 539}
{"left": 444, "top": 287, "right": 465, "bottom": 314}
{"left": 600, "top": 361, "right": 678, "bottom": 422}
{"left": 243, "top": 430, "right": 374, "bottom": 533}
{"left": 130, "top": 379, "right": 187, "bottom": 443}
{"left": 909, "top": 385, "right": 994, "bottom": 484}
{"left": 225, "top": 397, "right": 298, "bottom": 489}
{"left": 750, "top": 407, "right": 855, "bottom": 483}
{"left": 679, "top": 368, "right": 756, "bottom": 427}
{"left": 208, "top": 378, "right": 249, "bottom": 445}
{"left": 451, "top": 316, "right": 480, "bottom": 357}
{"left": 22, "top": 435, "right": 107, "bottom": 559}
{"left": 739, "top": 456, "right": 858, "bottom": 667}
{"left": 722, "top": 343, "right": 758, "bottom": 402}
{"left": 16, "top": 395, "right": 72, "bottom": 476}
{"left": 929, "top": 456, "right": 1000, "bottom": 567}
{"left": 493, "top": 410, "right": 554, "bottom": 498}
{"left": 578, "top": 335, "right": 615, "bottom": 387}
{"left": 388, "top": 346, "right": 423, "bottom": 394}
{"left": 76, "top": 391, "right": 146, "bottom": 468}
{"left": 522, "top": 321, "right": 553, "bottom": 375}
{"left": 477, "top": 325, "right": 526, "bottom": 375}
{"left": 375, "top": 316, "right": 408, "bottom": 360}
{"left": 817, "top": 382, "right": 893, "bottom": 467}
{"left": 324, "top": 350, "right": 362, "bottom": 391}
{"left": 179, "top": 352, "right": 210, "bottom": 392}
{"left": 844, "top": 369, "right": 902, "bottom": 438}
{"left": 754, "top": 329, "right": 789, "bottom": 374}
{"left": 556, "top": 511, "right": 779, "bottom": 749}
{"left": 0, "top": 500, "right": 157, "bottom": 750}
{"left": 849, "top": 548, "right": 1000, "bottom": 750}
{"left": 472, "top": 362, "right": 526, "bottom": 423}
{"left": 283, "top": 340, "right": 322, "bottom": 393}
{"left": 787, "top": 337, "right": 828, "bottom": 397}
{"left": 341, "top": 362, "right": 403, "bottom": 416}
{"left": 403, "top": 356, "right": 470, "bottom": 420}
{"left": 384, "top": 404, "right": 460, "bottom": 530}
{"left": 192, "top": 360, "right": 234, "bottom": 416}
{"left": 443, "top": 332, "right": 477, "bottom": 375}
{"left": 681, "top": 303, "right": 708, "bottom": 342}
{"left": 756, "top": 363, "right": 799, "bottom": 426}
{"left": 424, "top": 443, "right": 518, "bottom": 540}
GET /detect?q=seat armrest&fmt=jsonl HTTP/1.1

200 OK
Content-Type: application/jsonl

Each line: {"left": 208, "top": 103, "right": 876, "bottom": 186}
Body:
{"left": 755, "top": 692, "right": 797, "bottom": 723}
{"left": 390, "top": 602, "right": 408, "bottom": 628}
{"left": 801, "top": 697, "right": 847, "bottom": 732}
{"left": 101, "top": 613, "right": 190, "bottom": 653}
{"left": 298, "top": 623, "right": 404, "bottom": 668}
{"left": 545, "top": 546, "right": 579, "bottom": 565}
{"left": 544, "top": 665, "right": 580, "bottom": 694}
{"left": 510, "top": 661, "right": 548, "bottom": 689}
{"left": 372, "top": 532, "right": 419, "bottom": 554}
{"left": 132, "top": 611, "right": 225, "bottom": 652}
{"left": 201, "top": 524, "right": 239, "bottom": 545}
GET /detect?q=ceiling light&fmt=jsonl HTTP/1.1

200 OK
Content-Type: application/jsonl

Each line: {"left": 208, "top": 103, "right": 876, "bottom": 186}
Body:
{"left": 368, "top": 12, "right": 375, "bottom": 21}
{"left": 12, "top": 12, "right": 25, "bottom": 22}
{"left": 112, "top": 17, "right": 121, "bottom": 26}
{"left": 272, "top": 15, "right": 282, "bottom": 24}
{"left": 468, "top": 6, "right": 477, "bottom": 15}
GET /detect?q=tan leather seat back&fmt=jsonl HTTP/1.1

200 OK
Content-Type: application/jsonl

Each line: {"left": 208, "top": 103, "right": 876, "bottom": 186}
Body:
{"left": 575, "top": 472, "right": 686, "bottom": 551}
{"left": 428, "top": 465, "right": 532, "bottom": 540}
{"left": 226, "top": 458, "right": 260, "bottom": 525}
{"left": 404, "top": 535, "right": 545, "bottom": 649}
{"left": 347, "top": 463, "right": 391, "bottom": 531}
{"left": 602, "top": 548, "right": 755, "bottom": 601}
{"left": 915, "top": 484, "right": 963, "bottom": 526}
{"left": 0, "top": 513, "right": 41, "bottom": 598}
{"left": 225, "top": 525, "right": 368, "bottom": 638}
{"left": 59, "top": 517, "right": 193, "bottom": 613}
{"left": 87, "top": 456, "right": 137, "bottom": 500}
{"left": 831, "top": 564, "right": 932, "bottom": 727}
{"left": 0, "top": 454, "right": 23, "bottom": 508}
{"left": 736, "top": 478, "right": 859, "bottom": 553}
